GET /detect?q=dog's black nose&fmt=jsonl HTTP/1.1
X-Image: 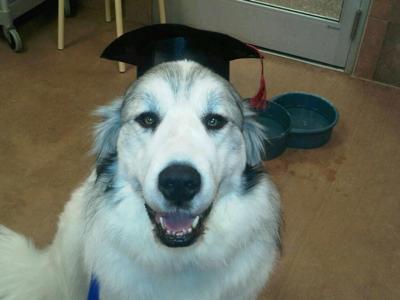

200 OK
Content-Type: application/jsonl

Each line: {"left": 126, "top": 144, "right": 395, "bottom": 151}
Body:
{"left": 158, "top": 164, "right": 201, "bottom": 206}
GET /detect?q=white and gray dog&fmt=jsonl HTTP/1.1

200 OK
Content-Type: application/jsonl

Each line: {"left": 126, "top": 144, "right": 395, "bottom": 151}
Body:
{"left": 0, "top": 60, "right": 281, "bottom": 300}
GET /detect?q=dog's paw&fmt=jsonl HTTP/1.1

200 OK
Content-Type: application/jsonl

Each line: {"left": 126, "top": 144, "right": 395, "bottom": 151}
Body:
{"left": 0, "top": 224, "right": 13, "bottom": 236}
{"left": 0, "top": 225, "right": 40, "bottom": 300}
{"left": 0, "top": 224, "right": 17, "bottom": 238}
{"left": 0, "top": 225, "right": 33, "bottom": 255}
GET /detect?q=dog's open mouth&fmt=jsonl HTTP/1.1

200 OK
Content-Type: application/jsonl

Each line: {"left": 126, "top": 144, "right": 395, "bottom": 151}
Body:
{"left": 145, "top": 204, "right": 212, "bottom": 247}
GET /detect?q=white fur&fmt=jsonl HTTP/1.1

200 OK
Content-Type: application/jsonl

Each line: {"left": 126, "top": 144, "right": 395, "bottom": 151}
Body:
{"left": 0, "top": 61, "right": 280, "bottom": 300}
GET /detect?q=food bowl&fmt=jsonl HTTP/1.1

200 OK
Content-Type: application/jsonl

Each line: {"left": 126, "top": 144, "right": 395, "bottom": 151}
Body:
{"left": 253, "top": 101, "right": 291, "bottom": 160}
{"left": 272, "top": 92, "right": 339, "bottom": 149}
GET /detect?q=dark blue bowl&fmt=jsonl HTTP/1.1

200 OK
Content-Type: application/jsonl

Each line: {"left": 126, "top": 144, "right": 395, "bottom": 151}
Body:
{"left": 272, "top": 92, "right": 339, "bottom": 149}
{"left": 253, "top": 101, "right": 291, "bottom": 160}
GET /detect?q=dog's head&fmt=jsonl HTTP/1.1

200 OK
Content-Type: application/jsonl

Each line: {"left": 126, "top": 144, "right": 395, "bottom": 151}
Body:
{"left": 93, "top": 61, "right": 265, "bottom": 248}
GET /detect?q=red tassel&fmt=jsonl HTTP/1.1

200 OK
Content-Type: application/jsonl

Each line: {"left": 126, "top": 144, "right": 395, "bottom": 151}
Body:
{"left": 247, "top": 44, "right": 267, "bottom": 110}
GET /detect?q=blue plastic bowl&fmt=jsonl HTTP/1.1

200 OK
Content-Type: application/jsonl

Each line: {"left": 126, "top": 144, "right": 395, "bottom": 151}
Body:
{"left": 253, "top": 101, "right": 291, "bottom": 160}
{"left": 272, "top": 92, "right": 339, "bottom": 149}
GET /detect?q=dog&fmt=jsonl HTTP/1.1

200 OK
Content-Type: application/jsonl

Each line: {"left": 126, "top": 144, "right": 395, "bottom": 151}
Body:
{"left": 0, "top": 60, "right": 281, "bottom": 300}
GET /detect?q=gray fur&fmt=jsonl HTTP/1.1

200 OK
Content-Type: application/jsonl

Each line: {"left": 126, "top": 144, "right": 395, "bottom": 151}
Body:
{"left": 92, "top": 98, "right": 123, "bottom": 163}
{"left": 241, "top": 103, "right": 266, "bottom": 166}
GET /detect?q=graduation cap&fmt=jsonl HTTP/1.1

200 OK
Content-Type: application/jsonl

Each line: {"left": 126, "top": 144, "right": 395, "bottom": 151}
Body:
{"left": 101, "top": 24, "right": 267, "bottom": 108}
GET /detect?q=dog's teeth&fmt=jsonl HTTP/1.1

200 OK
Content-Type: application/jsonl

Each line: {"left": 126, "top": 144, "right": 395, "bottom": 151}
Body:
{"left": 176, "top": 231, "right": 183, "bottom": 236}
{"left": 160, "top": 217, "right": 165, "bottom": 229}
{"left": 187, "top": 227, "right": 192, "bottom": 233}
{"left": 192, "top": 216, "right": 200, "bottom": 229}
{"left": 166, "top": 230, "right": 172, "bottom": 235}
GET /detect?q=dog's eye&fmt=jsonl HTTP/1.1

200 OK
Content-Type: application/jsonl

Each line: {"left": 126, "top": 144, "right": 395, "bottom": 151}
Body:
{"left": 203, "top": 114, "right": 227, "bottom": 130}
{"left": 135, "top": 112, "right": 159, "bottom": 129}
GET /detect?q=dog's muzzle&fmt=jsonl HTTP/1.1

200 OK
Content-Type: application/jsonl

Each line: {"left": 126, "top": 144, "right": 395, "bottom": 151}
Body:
{"left": 145, "top": 163, "right": 212, "bottom": 247}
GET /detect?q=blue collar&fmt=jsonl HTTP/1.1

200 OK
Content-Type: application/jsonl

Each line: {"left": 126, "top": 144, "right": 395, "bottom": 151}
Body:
{"left": 87, "top": 276, "right": 100, "bottom": 300}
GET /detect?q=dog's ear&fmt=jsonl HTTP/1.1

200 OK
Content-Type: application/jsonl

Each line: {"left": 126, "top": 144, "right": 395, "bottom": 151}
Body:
{"left": 242, "top": 104, "right": 266, "bottom": 166}
{"left": 93, "top": 98, "right": 123, "bottom": 165}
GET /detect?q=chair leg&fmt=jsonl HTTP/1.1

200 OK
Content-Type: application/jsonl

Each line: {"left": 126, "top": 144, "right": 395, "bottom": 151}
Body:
{"left": 105, "top": 0, "right": 112, "bottom": 22}
{"left": 114, "top": 0, "right": 126, "bottom": 72}
{"left": 158, "top": 0, "right": 166, "bottom": 23}
{"left": 58, "top": 0, "right": 65, "bottom": 49}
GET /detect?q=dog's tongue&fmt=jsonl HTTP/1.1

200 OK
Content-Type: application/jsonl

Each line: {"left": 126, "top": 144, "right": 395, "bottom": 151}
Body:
{"left": 161, "top": 213, "right": 194, "bottom": 231}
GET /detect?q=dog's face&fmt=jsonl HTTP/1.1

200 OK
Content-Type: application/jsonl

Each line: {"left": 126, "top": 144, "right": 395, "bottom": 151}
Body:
{"left": 93, "top": 61, "right": 265, "bottom": 248}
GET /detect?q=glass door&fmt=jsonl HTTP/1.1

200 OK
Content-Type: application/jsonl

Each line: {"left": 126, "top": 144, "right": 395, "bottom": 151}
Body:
{"left": 256, "top": 0, "right": 344, "bottom": 20}
{"left": 162, "top": 0, "right": 370, "bottom": 69}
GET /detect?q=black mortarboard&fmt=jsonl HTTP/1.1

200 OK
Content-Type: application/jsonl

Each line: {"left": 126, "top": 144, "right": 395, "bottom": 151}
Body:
{"left": 101, "top": 24, "right": 260, "bottom": 80}
{"left": 101, "top": 24, "right": 267, "bottom": 108}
